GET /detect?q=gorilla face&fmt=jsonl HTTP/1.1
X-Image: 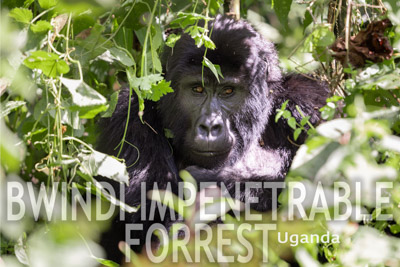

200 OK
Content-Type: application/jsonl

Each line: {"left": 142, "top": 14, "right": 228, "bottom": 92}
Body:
{"left": 176, "top": 72, "right": 249, "bottom": 168}
{"left": 160, "top": 16, "right": 281, "bottom": 169}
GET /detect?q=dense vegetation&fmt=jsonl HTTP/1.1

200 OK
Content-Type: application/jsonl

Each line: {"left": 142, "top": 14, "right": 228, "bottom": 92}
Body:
{"left": 1, "top": 0, "right": 400, "bottom": 266}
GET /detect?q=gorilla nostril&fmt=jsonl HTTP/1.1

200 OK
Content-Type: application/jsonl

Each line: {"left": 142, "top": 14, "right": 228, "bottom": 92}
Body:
{"left": 197, "top": 122, "right": 223, "bottom": 138}
{"left": 210, "top": 124, "right": 222, "bottom": 136}
{"left": 196, "top": 115, "right": 225, "bottom": 139}
{"left": 198, "top": 124, "right": 209, "bottom": 136}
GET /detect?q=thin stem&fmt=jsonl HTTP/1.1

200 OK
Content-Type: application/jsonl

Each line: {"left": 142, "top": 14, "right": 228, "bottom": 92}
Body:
{"left": 192, "top": 0, "right": 199, "bottom": 12}
{"left": 201, "top": 0, "right": 213, "bottom": 86}
{"left": 31, "top": 7, "right": 54, "bottom": 24}
{"left": 65, "top": 13, "right": 83, "bottom": 81}
{"left": 345, "top": 0, "right": 352, "bottom": 63}
{"left": 117, "top": 84, "right": 133, "bottom": 158}
{"left": 63, "top": 136, "right": 95, "bottom": 152}
{"left": 296, "top": 105, "right": 315, "bottom": 130}
{"left": 47, "top": 32, "right": 64, "bottom": 55}
{"left": 140, "top": 0, "right": 159, "bottom": 77}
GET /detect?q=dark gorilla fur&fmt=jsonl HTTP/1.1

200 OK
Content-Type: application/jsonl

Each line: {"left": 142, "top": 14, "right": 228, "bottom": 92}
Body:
{"left": 99, "top": 16, "right": 329, "bottom": 261}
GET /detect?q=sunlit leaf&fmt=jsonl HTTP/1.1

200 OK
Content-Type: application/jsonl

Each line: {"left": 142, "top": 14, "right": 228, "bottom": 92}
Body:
{"left": 79, "top": 150, "right": 129, "bottom": 185}
{"left": 166, "top": 34, "right": 181, "bottom": 48}
{"left": 24, "top": 51, "right": 70, "bottom": 77}
{"left": 202, "top": 57, "right": 223, "bottom": 82}
{"left": 30, "top": 21, "right": 52, "bottom": 33}
{"left": 9, "top": 8, "right": 32, "bottom": 24}
{"left": 61, "top": 78, "right": 107, "bottom": 118}
{"left": 102, "top": 91, "right": 119, "bottom": 118}
{"left": 38, "top": 0, "right": 58, "bottom": 9}
{"left": 109, "top": 47, "right": 135, "bottom": 67}
{"left": 0, "top": 101, "right": 26, "bottom": 118}
{"left": 294, "top": 128, "right": 302, "bottom": 140}
{"left": 288, "top": 117, "right": 297, "bottom": 129}
{"left": 273, "top": 0, "right": 293, "bottom": 30}
{"left": 143, "top": 80, "right": 174, "bottom": 102}
{"left": 0, "top": 120, "right": 26, "bottom": 172}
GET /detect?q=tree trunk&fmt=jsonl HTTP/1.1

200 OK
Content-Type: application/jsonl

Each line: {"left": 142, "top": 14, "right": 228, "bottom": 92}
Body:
{"left": 224, "top": 0, "right": 240, "bottom": 20}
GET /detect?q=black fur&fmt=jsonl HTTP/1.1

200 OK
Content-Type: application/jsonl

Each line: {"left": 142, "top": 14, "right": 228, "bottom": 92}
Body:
{"left": 98, "top": 15, "right": 329, "bottom": 261}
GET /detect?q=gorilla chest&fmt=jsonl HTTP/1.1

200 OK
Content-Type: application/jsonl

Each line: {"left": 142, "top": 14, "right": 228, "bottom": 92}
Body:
{"left": 229, "top": 146, "right": 286, "bottom": 179}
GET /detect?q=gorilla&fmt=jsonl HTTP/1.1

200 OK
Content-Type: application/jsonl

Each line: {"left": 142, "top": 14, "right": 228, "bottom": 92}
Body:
{"left": 99, "top": 15, "right": 329, "bottom": 261}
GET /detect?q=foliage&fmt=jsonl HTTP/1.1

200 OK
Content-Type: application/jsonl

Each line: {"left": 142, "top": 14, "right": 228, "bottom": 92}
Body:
{"left": 1, "top": 0, "right": 400, "bottom": 266}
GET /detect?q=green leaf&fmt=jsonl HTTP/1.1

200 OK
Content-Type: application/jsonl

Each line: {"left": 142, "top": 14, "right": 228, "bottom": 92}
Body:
{"left": 362, "top": 71, "right": 400, "bottom": 90}
{"left": 38, "top": 0, "right": 58, "bottom": 9}
{"left": 281, "top": 100, "right": 289, "bottom": 110}
{"left": 148, "top": 50, "right": 162, "bottom": 73}
{"left": 164, "top": 128, "right": 174, "bottom": 139}
{"left": 389, "top": 224, "right": 400, "bottom": 234}
{"left": 303, "top": 25, "right": 335, "bottom": 56}
{"left": 78, "top": 105, "right": 109, "bottom": 119}
{"left": 203, "top": 35, "right": 216, "bottom": 50}
{"left": 151, "top": 24, "right": 163, "bottom": 50}
{"left": 130, "top": 74, "right": 163, "bottom": 91}
{"left": 30, "top": 21, "right": 52, "bottom": 33}
{"left": 166, "top": 34, "right": 181, "bottom": 48}
{"left": 79, "top": 150, "right": 129, "bottom": 185}
{"left": 126, "top": 67, "right": 145, "bottom": 118}
{"left": 203, "top": 57, "right": 223, "bottom": 82}
{"left": 288, "top": 117, "right": 297, "bottom": 129}
{"left": 61, "top": 78, "right": 107, "bottom": 118}
{"left": 282, "top": 110, "right": 291, "bottom": 119}
{"left": 316, "top": 118, "right": 353, "bottom": 139}
{"left": 74, "top": 180, "right": 138, "bottom": 213}
{"left": 179, "top": 170, "right": 198, "bottom": 192}
{"left": 102, "top": 91, "right": 119, "bottom": 118}
{"left": 307, "top": 128, "right": 316, "bottom": 136}
{"left": 300, "top": 116, "right": 310, "bottom": 126}
{"left": 170, "top": 12, "right": 210, "bottom": 28}
{"left": 109, "top": 47, "right": 135, "bottom": 67}
{"left": 327, "top": 95, "right": 343, "bottom": 102}
{"left": 294, "top": 128, "right": 302, "bottom": 141}
{"left": 320, "top": 103, "right": 336, "bottom": 120}
{"left": 23, "top": 51, "right": 70, "bottom": 77}
{"left": 303, "top": 9, "right": 313, "bottom": 33}
{"left": 24, "top": 0, "right": 35, "bottom": 7}
{"left": 0, "top": 120, "right": 25, "bottom": 172}
{"left": 93, "top": 258, "right": 119, "bottom": 267}
{"left": 9, "top": 8, "right": 33, "bottom": 24}
{"left": 143, "top": 80, "right": 174, "bottom": 102}
{"left": 273, "top": 0, "right": 293, "bottom": 30}
{"left": 0, "top": 101, "right": 26, "bottom": 119}
{"left": 275, "top": 110, "right": 284, "bottom": 122}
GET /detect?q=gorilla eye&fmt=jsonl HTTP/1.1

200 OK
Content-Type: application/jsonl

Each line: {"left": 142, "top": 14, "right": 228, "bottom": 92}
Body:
{"left": 192, "top": 86, "right": 204, "bottom": 94}
{"left": 223, "top": 87, "right": 234, "bottom": 95}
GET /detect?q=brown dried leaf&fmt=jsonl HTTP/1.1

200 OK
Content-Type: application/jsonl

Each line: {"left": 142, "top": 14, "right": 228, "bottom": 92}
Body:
{"left": 51, "top": 13, "right": 68, "bottom": 36}
{"left": 76, "top": 28, "right": 92, "bottom": 40}
{"left": 331, "top": 19, "right": 393, "bottom": 68}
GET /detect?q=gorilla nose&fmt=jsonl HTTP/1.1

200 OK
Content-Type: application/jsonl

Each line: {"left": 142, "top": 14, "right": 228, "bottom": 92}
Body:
{"left": 196, "top": 116, "right": 224, "bottom": 139}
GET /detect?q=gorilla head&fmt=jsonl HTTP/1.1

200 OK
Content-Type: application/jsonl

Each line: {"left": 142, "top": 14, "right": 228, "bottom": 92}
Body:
{"left": 160, "top": 16, "right": 284, "bottom": 169}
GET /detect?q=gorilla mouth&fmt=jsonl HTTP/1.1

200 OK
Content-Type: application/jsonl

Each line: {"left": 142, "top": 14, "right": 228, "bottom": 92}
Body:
{"left": 192, "top": 149, "right": 230, "bottom": 157}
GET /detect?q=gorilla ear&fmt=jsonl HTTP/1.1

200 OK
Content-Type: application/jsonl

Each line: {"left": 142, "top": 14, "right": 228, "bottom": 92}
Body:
{"left": 262, "top": 42, "right": 282, "bottom": 83}
{"left": 266, "top": 59, "right": 282, "bottom": 83}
